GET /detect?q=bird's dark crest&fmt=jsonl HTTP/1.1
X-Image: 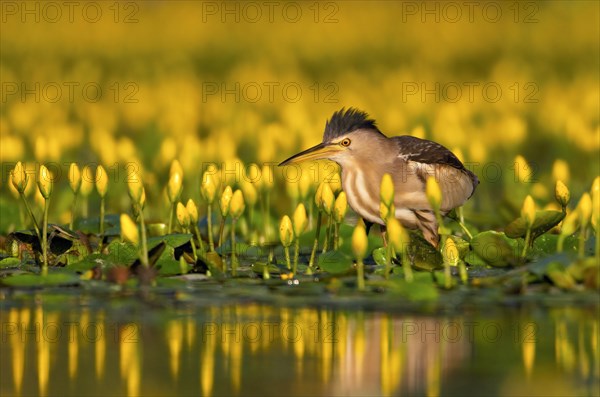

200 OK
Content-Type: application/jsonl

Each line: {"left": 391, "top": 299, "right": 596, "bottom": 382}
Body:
{"left": 323, "top": 108, "right": 381, "bottom": 141}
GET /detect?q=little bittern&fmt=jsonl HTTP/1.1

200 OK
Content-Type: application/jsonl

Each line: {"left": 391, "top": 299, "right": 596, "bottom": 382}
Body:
{"left": 279, "top": 108, "right": 479, "bottom": 247}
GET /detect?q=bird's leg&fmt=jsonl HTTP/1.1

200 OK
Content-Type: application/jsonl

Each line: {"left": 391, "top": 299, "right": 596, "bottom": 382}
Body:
{"left": 379, "top": 224, "right": 388, "bottom": 247}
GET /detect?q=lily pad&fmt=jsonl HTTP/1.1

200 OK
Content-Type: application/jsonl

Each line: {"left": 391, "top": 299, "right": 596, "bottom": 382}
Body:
{"left": 1, "top": 272, "right": 80, "bottom": 287}
{"left": 384, "top": 278, "right": 439, "bottom": 301}
{"left": 148, "top": 233, "right": 193, "bottom": 250}
{"left": 471, "top": 231, "right": 520, "bottom": 267}
{"left": 0, "top": 257, "right": 21, "bottom": 269}
{"left": 505, "top": 210, "right": 565, "bottom": 243}
{"left": 318, "top": 250, "right": 354, "bottom": 275}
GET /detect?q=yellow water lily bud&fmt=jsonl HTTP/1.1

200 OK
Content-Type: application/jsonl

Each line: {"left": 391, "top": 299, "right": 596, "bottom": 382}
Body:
{"left": 139, "top": 188, "right": 146, "bottom": 209}
{"left": 514, "top": 155, "right": 533, "bottom": 183}
{"left": 554, "top": 180, "right": 570, "bottom": 208}
{"left": 80, "top": 165, "right": 94, "bottom": 197}
{"left": 37, "top": 165, "right": 53, "bottom": 199}
{"left": 186, "top": 199, "right": 198, "bottom": 224}
{"left": 230, "top": 189, "right": 245, "bottom": 219}
{"left": 292, "top": 203, "right": 307, "bottom": 236}
{"left": 560, "top": 210, "right": 579, "bottom": 236}
{"left": 387, "top": 217, "right": 409, "bottom": 254}
{"left": 120, "top": 213, "right": 139, "bottom": 245}
{"left": 321, "top": 183, "right": 334, "bottom": 214}
{"left": 380, "top": 173, "right": 395, "bottom": 207}
{"left": 201, "top": 171, "right": 218, "bottom": 204}
{"left": 167, "top": 172, "right": 183, "bottom": 203}
{"left": 314, "top": 182, "right": 324, "bottom": 208}
{"left": 279, "top": 215, "right": 293, "bottom": 247}
{"left": 241, "top": 180, "right": 257, "bottom": 207}
{"left": 521, "top": 195, "right": 536, "bottom": 226}
{"left": 10, "top": 161, "right": 28, "bottom": 193}
{"left": 96, "top": 166, "right": 108, "bottom": 198}
{"left": 592, "top": 176, "right": 599, "bottom": 195}
{"left": 68, "top": 163, "right": 81, "bottom": 193}
{"left": 328, "top": 172, "right": 342, "bottom": 194}
{"left": 442, "top": 237, "right": 459, "bottom": 265}
{"left": 426, "top": 176, "right": 442, "bottom": 212}
{"left": 169, "top": 159, "right": 184, "bottom": 179}
{"left": 298, "top": 171, "right": 312, "bottom": 200}
{"left": 260, "top": 164, "right": 274, "bottom": 191}
{"left": 379, "top": 202, "right": 395, "bottom": 223}
{"left": 333, "top": 192, "right": 348, "bottom": 223}
{"left": 220, "top": 186, "right": 233, "bottom": 217}
{"left": 552, "top": 159, "right": 569, "bottom": 183}
{"left": 127, "top": 173, "right": 144, "bottom": 204}
{"left": 351, "top": 220, "right": 368, "bottom": 260}
{"left": 176, "top": 202, "right": 190, "bottom": 227}
{"left": 577, "top": 193, "right": 592, "bottom": 227}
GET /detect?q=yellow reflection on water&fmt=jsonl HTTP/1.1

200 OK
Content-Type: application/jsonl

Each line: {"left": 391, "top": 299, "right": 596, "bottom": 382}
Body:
{"left": 2, "top": 304, "right": 599, "bottom": 396}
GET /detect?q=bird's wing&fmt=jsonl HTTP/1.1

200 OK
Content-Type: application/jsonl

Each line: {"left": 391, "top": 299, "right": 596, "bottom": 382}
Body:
{"left": 390, "top": 135, "right": 478, "bottom": 211}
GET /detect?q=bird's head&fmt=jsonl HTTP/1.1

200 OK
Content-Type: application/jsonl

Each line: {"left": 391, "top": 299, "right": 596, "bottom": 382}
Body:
{"left": 279, "top": 108, "right": 386, "bottom": 167}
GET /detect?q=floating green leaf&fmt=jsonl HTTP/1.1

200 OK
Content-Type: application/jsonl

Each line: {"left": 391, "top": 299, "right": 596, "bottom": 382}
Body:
{"left": 505, "top": 210, "right": 565, "bottom": 243}
{"left": 318, "top": 251, "right": 354, "bottom": 274}
{"left": 471, "top": 231, "right": 520, "bottom": 267}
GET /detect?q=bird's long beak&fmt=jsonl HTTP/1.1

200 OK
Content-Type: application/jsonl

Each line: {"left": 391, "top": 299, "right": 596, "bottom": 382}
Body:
{"left": 279, "top": 142, "right": 340, "bottom": 166}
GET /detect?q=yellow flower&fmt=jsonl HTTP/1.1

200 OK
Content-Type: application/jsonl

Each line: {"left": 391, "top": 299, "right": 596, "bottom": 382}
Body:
{"left": 425, "top": 176, "right": 442, "bottom": 212}
{"left": 186, "top": 199, "right": 198, "bottom": 224}
{"left": 333, "top": 192, "right": 347, "bottom": 223}
{"left": 514, "top": 155, "right": 533, "bottom": 183}
{"left": 37, "top": 165, "right": 53, "bottom": 199}
{"left": 169, "top": 159, "right": 184, "bottom": 179}
{"left": 80, "top": 166, "right": 94, "bottom": 197}
{"left": 387, "top": 217, "right": 409, "bottom": 254}
{"left": 219, "top": 186, "right": 233, "bottom": 217}
{"left": 321, "top": 183, "right": 334, "bottom": 215}
{"left": 554, "top": 180, "right": 570, "bottom": 208}
{"left": 96, "top": 166, "right": 108, "bottom": 198}
{"left": 241, "top": 180, "right": 257, "bottom": 207}
{"left": 442, "top": 237, "right": 459, "bottom": 266}
{"left": 298, "top": 171, "right": 312, "bottom": 200}
{"left": 592, "top": 177, "right": 599, "bottom": 231}
{"left": 328, "top": 172, "right": 342, "bottom": 194}
{"left": 552, "top": 159, "right": 570, "bottom": 183}
{"left": 120, "top": 213, "right": 139, "bottom": 245}
{"left": 201, "top": 170, "right": 218, "bottom": 204}
{"left": 292, "top": 203, "right": 307, "bottom": 236}
{"left": 351, "top": 220, "right": 368, "bottom": 260}
{"left": 380, "top": 173, "right": 394, "bottom": 207}
{"left": 167, "top": 172, "right": 183, "bottom": 203}
{"left": 279, "top": 215, "right": 293, "bottom": 247}
{"left": 521, "top": 195, "right": 536, "bottom": 226}
{"left": 176, "top": 202, "right": 190, "bottom": 227}
{"left": 314, "top": 182, "right": 324, "bottom": 209}
{"left": 10, "top": 161, "right": 28, "bottom": 193}
{"left": 577, "top": 193, "right": 592, "bottom": 227}
{"left": 68, "top": 163, "right": 81, "bottom": 193}
{"left": 127, "top": 173, "right": 144, "bottom": 204}
{"left": 560, "top": 210, "right": 579, "bottom": 236}
{"left": 230, "top": 189, "right": 245, "bottom": 219}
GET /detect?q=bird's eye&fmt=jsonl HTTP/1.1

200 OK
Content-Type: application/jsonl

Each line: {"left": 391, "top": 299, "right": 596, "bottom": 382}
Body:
{"left": 340, "top": 138, "right": 351, "bottom": 147}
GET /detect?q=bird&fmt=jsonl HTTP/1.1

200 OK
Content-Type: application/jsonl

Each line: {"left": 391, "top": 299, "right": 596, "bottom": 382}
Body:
{"left": 279, "top": 108, "right": 479, "bottom": 247}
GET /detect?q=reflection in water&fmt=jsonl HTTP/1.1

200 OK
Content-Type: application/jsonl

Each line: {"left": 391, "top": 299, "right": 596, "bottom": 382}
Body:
{"left": 0, "top": 302, "right": 598, "bottom": 396}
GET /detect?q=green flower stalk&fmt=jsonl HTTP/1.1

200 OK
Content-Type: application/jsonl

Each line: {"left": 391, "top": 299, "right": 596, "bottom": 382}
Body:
{"left": 352, "top": 220, "right": 368, "bottom": 291}
{"left": 11, "top": 162, "right": 40, "bottom": 237}
{"left": 308, "top": 182, "right": 325, "bottom": 273}
{"left": 292, "top": 203, "right": 307, "bottom": 276}
{"left": 591, "top": 177, "right": 599, "bottom": 259}
{"left": 37, "top": 165, "right": 53, "bottom": 276}
{"left": 79, "top": 165, "right": 94, "bottom": 218}
{"left": 279, "top": 215, "right": 293, "bottom": 270}
{"left": 521, "top": 195, "right": 536, "bottom": 259}
{"left": 380, "top": 173, "right": 395, "bottom": 279}
{"left": 260, "top": 164, "right": 275, "bottom": 240}
{"left": 229, "top": 190, "right": 245, "bottom": 276}
{"left": 201, "top": 169, "right": 218, "bottom": 252}
{"left": 167, "top": 160, "right": 184, "bottom": 234}
{"left": 176, "top": 202, "right": 196, "bottom": 266}
{"left": 186, "top": 199, "right": 204, "bottom": 255}
{"left": 68, "top": 163, "right": 81, "bottom": 230}
{"left": 96, "top": 165, "right": 108, "bottom": 248}
{"left": 127, "top": 175, "right": 149, "bottom": 268}
{"left": 333, "top": 192, "right": 347, "bottom": 250}
{"left": 577, "top": 193, "right": 592, "bottom": 259}
{"left": 320, "top": 183, "right": 334, "bottom": 253}
{"left": 387, "top": 218, "right": 413, "bottom": 283}
{"left": 218, "top": 186, "right": 233, "bottom": 249}
{"left": 555, "top": 180, "right": 570, "bottom": 211}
